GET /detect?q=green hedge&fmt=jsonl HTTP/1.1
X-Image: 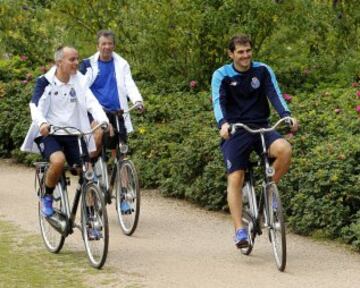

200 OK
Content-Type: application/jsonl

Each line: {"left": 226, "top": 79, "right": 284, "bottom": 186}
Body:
{"left": 129, "top": 84, "right": 360, "bottom": 249}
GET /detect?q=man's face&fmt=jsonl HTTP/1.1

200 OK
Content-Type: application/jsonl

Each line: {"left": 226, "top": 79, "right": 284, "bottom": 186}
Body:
{"left": 57, "top": 47, "right": 79, "bottom": 76}
{"left": 228, "top": 43, "right": 252, "bottom": 71}
{"left": 98, "top": 36, "right": 115, "bottom": 61}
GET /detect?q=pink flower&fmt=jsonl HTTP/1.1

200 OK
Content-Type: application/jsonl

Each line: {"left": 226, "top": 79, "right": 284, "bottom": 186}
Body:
{"left": 351, "top": 82, "right": 359, "bottom": 87}
{"left": 283, "top": 93, "right": 292, "bottom": 102}
{"left": 20, "top": 55, "right": 28, "bottom": 61}
{"left": 21, "top": 80, "right": 28, "bottom": 84}
{"left": 189, "top": 80, "right": 197, "bottom": 89}
{"left": 356, "top": 105, "right": 360, "bottom": 113}
{"left": 357, "top": 91, "right": 360, "bottom": 98}
{"left": 334, "top": 108, "right": 341, "bottom": 114}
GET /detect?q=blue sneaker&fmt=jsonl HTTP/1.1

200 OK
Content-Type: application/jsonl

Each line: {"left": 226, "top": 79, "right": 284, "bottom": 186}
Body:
{"left": 87, "top": 228, "right": 102, "bottom": 241}
{"left": 41, "top": 194, "right": 54, "bottom": 217}
{"left": 120, "top": 201, "right": 132, "bottom": 215}
{"left": 234, "top": 228, "right": 249, "bottom": 248}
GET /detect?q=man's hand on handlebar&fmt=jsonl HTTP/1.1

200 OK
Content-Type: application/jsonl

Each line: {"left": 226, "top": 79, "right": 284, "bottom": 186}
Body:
{"left": 286, "top": 117, "right": 299, "bottom": 133}
{"left": 135, "top": 101, "right": 145, "bottom": 113}
{"left": 40, "top": 122, "right": 50, "bottom": 137}
{"left": 220, "top": 122, "right": 230, "bottom": 140}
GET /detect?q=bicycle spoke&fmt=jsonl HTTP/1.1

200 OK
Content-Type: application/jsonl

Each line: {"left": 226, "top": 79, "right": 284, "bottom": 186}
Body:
{"left": 82, "top": 183, "right": 109, "bottom": 269}
{"left": 268, "top": 184, "right": 286, "bottom": 271}
{"left": 38, "top": 182, "right": 65, "bottom": 253}
{"left": 115, "top": 160, "right": 140, "bottom": 236}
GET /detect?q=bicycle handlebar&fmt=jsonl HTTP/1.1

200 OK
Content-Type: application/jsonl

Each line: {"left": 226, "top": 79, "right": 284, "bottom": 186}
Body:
{"left": 104, "top": 102, "right": 143, "bottom": 116}
{"left": 49, "top": 121, "right": 108, "bottom": 136}
{"left": 229, "top": 117, "right": 295, "bottom": 135}
{"left": 125, "top": 102, "right": 143, "bottom": 114}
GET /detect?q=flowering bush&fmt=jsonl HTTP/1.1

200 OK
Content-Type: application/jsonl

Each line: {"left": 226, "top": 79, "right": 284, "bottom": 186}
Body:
{"left": 283, "top": 93, "right": 293, "bottom": 103}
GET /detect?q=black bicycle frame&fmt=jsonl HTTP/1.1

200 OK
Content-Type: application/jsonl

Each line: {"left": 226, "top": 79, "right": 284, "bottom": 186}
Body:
{"left": 42, "top": 132, "right": 92, "bottom": 236}
{"left": 101, "top": 112, "right": 127, "bottom": 199}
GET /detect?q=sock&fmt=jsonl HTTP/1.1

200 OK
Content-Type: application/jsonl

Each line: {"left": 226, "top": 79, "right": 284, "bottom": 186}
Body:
{"left": 45, "top": 185, "right": 55, "bottom": 195}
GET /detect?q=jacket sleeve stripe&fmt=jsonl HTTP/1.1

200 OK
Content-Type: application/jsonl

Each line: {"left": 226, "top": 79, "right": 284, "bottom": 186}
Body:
{"left": 31, "top": 77, "right": 49, "bottom": 106}
{"left": 263, "top": 64, "right": 290, "bottom": 114}
{"left": 211, "top": 70, "right": 225, "bottom": 125}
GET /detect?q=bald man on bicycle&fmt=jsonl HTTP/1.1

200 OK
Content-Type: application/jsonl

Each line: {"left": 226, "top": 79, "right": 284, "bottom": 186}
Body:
{"left": 211, "top": 34, "right": 299, "bottom": 248}
{"left": 21, "top": 46, "right": 109, "bottom": 219}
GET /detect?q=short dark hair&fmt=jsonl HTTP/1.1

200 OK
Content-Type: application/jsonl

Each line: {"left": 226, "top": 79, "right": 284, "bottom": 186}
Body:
{"left": 97, "top": 29, "right": 115, "bottom": 45}
{"left": 228, "top": 34, "right": 252, "bottom": 52}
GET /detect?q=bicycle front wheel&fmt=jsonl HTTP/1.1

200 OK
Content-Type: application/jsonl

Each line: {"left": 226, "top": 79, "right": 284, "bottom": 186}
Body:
{"left": 115, "top": 159, "right": 140, "bottom": 236}
{"left": 81, "top": 183, "right": 109, "bottom": 269}
{"left": 267, "top": 183, "right": 286, "bottom": 271}
{"left": 38, "top": 183, "right": 65, "bottom": 253}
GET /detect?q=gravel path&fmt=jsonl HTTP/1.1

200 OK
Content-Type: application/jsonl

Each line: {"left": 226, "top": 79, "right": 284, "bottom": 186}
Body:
{"left": 0, "top": 160, "right": 359, "bottom": 288}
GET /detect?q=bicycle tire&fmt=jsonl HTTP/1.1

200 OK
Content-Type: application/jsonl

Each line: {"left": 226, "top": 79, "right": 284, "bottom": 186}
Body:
{"left": 94, "top": 156, "right": 110, "bottom": 204}
{"left": 81, "top": 183, "right": 109, "bottom": 269}
{"left": 267, "top": 183, "right": 286, "bottom": 271}
{"left": 240, "top": 184, "right": 255, "bottom": 255}
{"left": 115, "top": 159, "right": 140, "bottom": 236}
{"left": 38, "top": 182, "right": 65, "bottom": 253}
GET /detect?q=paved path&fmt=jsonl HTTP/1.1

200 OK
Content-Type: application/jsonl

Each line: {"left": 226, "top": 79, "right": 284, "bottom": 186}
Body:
{"left": 0, "top": 160, "right": 359, "bottom": 287}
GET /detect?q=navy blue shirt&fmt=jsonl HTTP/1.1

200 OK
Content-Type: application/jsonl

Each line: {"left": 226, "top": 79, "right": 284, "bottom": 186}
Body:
{"left": 211, "top": 61, "right": 290, "bottom": 128}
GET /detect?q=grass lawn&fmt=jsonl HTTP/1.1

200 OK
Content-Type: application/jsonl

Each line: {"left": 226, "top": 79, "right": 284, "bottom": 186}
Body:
{"left": 0, "top": 219, "right": 113, "bottom": 288}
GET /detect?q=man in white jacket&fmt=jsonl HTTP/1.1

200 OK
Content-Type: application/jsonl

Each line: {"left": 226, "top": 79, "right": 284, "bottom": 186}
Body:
{"left": 80, "top": 30, "right": 144, "bottom": 158}
{"left": 21, "top": 46, "right": 109, "bottom": 219}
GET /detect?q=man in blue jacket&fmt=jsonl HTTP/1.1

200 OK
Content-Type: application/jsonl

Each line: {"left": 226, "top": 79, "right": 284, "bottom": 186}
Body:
{"left": 211, "top": 34, "right": 298, "bottom": 248}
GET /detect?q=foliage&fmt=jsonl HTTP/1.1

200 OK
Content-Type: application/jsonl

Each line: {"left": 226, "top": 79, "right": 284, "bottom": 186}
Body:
{"left": 280, "top": 87, "right": 360, "bottom": 248}
{"left": 0, "top": 0, "right": 61, "bottom": 63}
{"left": 0, "top": 57, "right": 35, "bottom": 157}
{"left": 130, "top": 89, "right": 227, "bottom": 210}
{"left": 1, "top": 0, "right": 360, "bottom": 249}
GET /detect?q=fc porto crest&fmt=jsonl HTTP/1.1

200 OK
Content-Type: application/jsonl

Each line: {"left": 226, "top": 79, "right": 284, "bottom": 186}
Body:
{"left": 69, "top": 87, "right": 77, "bottom": 102}
{"left": 251, "top": 77, "right": 260, "bottom": 89}
{"left": 69, "top": 87, "right": 76, "bottom": 97}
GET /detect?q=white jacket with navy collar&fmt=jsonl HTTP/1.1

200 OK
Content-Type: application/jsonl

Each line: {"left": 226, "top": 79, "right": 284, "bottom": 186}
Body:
{"left": 21, "top": 66, "right": 109, "bottom": 154}
{"left": 79, "top": 51, "right": 143, "bottom": 133}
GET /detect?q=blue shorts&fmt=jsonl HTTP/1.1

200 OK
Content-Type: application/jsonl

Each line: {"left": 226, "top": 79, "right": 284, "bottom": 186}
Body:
{"left": 35, "top": 135, "right": 89, "bottom": 168}
{"left": 220, "top": 129, "right": 282, "bottom": 174}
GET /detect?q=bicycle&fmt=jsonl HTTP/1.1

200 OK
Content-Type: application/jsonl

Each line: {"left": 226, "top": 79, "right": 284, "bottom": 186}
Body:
{"left": 94, "top": 104, "right": 141, "bottom": 236}
{"left": 229, "top": 117, "right": 294, "bottom": 272}
{"left": 34, "top": 122, "right": 109, "bottom": 269}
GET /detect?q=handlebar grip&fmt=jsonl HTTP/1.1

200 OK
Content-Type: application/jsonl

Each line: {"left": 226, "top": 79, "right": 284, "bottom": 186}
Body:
{"left": 228, "top": 124, "right": 235, "bottom": 135}
{"left": 284, "top": 117, "right": 293, "bottom": 128}
{"left": 100, "top": 122, "right": 109, "bottom": 130}
{"left": 48, "top": 125, "right": 54, "bottom": 134}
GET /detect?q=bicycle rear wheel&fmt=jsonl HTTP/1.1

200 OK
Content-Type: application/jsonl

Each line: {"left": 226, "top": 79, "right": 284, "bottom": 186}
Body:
{"left": 115, "top": 159, "right": 140, "bottom": 236}
{"left": 267, "top": 183, "right": 286, "bottom": 271}
{"left": 81, "top": 183, "right": 109, "bottom": 269}
{"left": 38, "top": 182, "right": 65, "bottom": 253}
{"left": 240, "top": 183, "right": 255, "bottom": 255}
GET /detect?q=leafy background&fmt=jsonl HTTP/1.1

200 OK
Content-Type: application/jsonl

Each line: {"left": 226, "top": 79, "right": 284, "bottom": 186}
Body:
{"left": 0, "top": 0, "right": 359, "bottom": 249}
